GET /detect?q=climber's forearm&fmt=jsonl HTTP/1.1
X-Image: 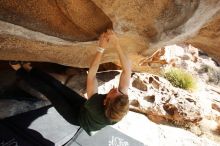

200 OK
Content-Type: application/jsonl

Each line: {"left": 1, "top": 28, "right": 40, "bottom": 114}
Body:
{"left": 116, "top": 44, "right": 131, "bottom": 94}
{"left": 87, "top": 31, "right": 108, "bottom": 98}
{"left": 88, "top": 52, "right": 102, "bottom": 78}
{"left": 86, "top": 51, "right": 103, "bottom": 98}
{"left": 116, "top": 45, "right": 131, "bottom": 74}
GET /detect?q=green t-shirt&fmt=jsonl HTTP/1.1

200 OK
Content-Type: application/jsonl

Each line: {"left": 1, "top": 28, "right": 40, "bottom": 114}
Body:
{"left": 79, "top": 93, "right": 116, "bottom": 135}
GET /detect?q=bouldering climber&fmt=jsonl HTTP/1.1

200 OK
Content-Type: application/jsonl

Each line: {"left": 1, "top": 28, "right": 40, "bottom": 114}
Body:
{"left": 10, "top": 30, "right": 131, "bottom": 135}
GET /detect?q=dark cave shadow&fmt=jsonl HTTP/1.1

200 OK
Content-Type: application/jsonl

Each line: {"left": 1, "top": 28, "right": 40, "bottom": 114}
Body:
{"left": 0, "top": 61, "right": 56, "bottom": 145}
{"left": 0, "top": 106, "right": 54, "bottom": 146}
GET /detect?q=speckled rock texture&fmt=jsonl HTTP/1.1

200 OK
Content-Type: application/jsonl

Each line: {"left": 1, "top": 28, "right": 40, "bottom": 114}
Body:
{"left": 0, "top": 0, "right": 219, "bottom": 71}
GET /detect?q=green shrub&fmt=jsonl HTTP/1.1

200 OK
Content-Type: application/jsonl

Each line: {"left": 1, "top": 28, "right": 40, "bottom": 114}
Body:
{"left": 163, "top": 68, "right": 197, "bottom": 91}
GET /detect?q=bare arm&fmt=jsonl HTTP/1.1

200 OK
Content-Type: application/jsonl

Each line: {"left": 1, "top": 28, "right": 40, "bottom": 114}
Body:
{"left": 116, "top": 44, "right": 131, "bottom": 94}
{"left": 86, "top": 52, "right": 102, "bottom": 99}
{"left": 86, "top": 33, "right": 108, "bottom": 99}
{"left": 107, "top": 30, "right": 131, "bottom": 94}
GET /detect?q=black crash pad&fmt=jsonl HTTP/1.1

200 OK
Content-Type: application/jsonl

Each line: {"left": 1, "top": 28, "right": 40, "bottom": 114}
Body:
{"left": 0, "top": 106, "right": 80, "bottom": 146}
{"left": 0, "top": 123, "right": 33, "bottom": 146}
{"left": 1, "top": 105, "right": 145, "bottom": 146}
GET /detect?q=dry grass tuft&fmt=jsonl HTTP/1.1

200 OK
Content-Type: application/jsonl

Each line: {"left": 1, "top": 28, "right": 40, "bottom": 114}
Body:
{"left": 163, "top": 68, "right": 197, "bottom": 91}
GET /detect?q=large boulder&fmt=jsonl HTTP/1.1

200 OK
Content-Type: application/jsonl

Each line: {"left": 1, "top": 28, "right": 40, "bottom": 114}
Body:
{"left": 0, "top": 0, "right": 112, "bottom": 41}
{"left": 0, "top": 0, "right": 219, "bottom": 70}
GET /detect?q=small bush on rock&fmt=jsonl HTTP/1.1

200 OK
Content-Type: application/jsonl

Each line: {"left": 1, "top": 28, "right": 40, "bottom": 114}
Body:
{"left": 163, "top": 68, "right": 197, "bottom": 91}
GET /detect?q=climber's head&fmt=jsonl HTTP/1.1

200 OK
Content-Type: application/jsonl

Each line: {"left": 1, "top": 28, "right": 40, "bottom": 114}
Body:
{"left": 104, "top": 87, "right": 129, "bottom": 122}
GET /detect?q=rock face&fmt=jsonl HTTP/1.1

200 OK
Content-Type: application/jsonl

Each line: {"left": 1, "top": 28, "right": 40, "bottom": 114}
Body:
{"left": 0, "top": 0, "right": 112, "bottom": 41}
{"left": 186, "top": 12, "right": 220, "bottom": 64}
{"left": 0, "top": 0, "right": 220, "bottom": 69}
{"left": 129, "top": 73, "right": 202, "bottom": 125}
